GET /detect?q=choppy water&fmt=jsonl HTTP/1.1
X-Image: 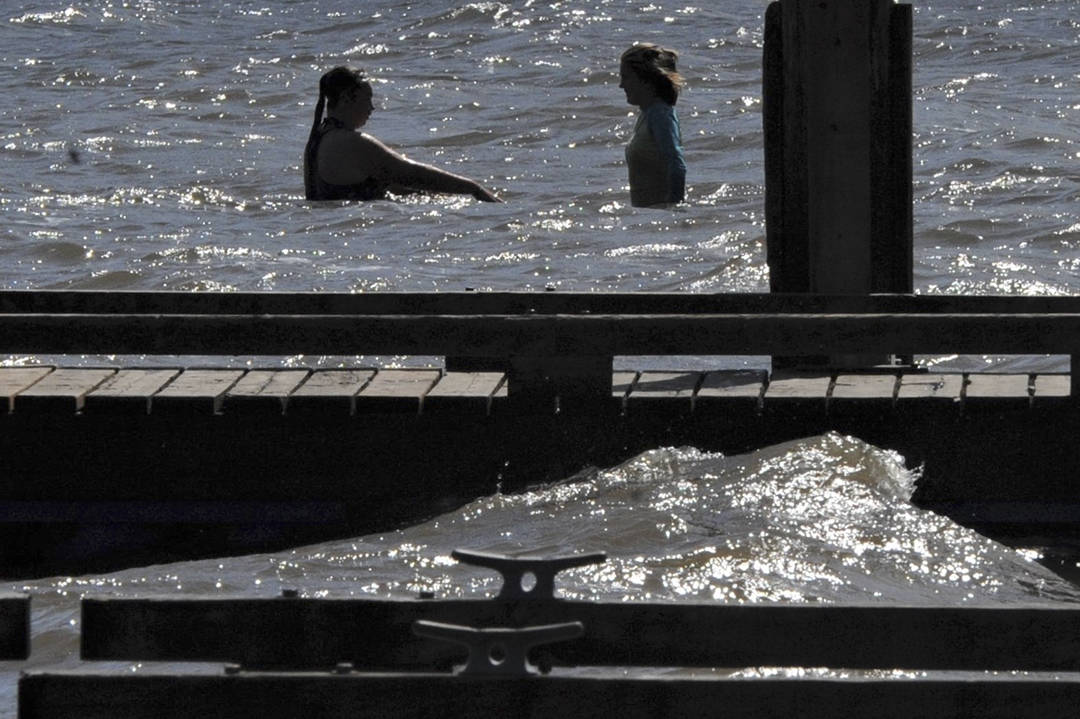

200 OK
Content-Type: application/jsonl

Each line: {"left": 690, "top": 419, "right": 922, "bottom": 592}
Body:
{"left": 3, "top": 0, "right": 1077, "bottom": 298}
{"left": 2, "top": 0, "right": 1080, "bottom": 715}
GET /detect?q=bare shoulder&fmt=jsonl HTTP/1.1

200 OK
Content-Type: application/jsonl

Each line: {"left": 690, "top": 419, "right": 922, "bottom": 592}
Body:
{"left": 319, "top": 127, "right": 375, "bottom": 155}
{"left": 358, "top": 133, "right": 411, "bottom": 170}
{"left": 318, "top": 129, "right": 393, "bottom": 184}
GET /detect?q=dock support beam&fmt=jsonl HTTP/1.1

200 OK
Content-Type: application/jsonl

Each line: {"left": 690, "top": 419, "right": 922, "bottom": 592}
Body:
{"left": 764, "top": 0, "right": 913, "bottom": 365}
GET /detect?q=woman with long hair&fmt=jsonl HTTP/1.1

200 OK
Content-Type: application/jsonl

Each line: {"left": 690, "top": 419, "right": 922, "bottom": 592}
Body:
{"left": 303, "top": 66, "right": 499, "bottom": 202}
{"left": 618, "top": 44, "right": 686, "bottom": 207}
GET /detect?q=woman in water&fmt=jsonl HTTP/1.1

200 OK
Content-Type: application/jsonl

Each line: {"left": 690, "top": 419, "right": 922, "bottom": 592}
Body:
{"left": 303, "top": 66, "right": 500, "bottom": 202}
{"left": 618, "top": 44, "right": 686, "bottom": 207}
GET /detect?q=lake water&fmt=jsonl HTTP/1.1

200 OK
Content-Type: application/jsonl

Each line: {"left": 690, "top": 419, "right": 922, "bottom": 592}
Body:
{"left": 2, "top": 0, "right": 1080, "bottom": 715}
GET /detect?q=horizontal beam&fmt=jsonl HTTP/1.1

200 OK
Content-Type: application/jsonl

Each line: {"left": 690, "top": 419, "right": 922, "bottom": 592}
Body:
{"left": 19, "top": 672, "right": 1080, "bottom": 719}
{"left": 2, "top": 313, "right": 1080, "bottom": 356}
{"left": 6, "top": 290, "right": 1080, "bottom": 316}
{"left": 81, "top": 597, "right": 1080, "bottom": 671}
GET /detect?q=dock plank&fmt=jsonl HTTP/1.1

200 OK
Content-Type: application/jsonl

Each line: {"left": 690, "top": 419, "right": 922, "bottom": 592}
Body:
{"left": 895, "top": 373, "right": 963, "bottom": 402}
{"left": 13, "top": 368, "right": 115, "bottom": 413}
{"left": 612, "top": 371, "right": 637, "bottom": 397}
{"left": 763, "top": 373, "right": 831, "bottom": 402}
{"left": 286, "top": 369, "right": 375, "bottom": 415}
{"left": 0, "top": 367, "right": 53, "bottom": 413}
{"left": 151, "top": 369, "right": 244, "bottom": 414}
{"left": 831, "top": 374, "right": 898, "bottom": 400}
{"left": 697, "top": 370, "right": 766, "bottom": 399}
{"left": 489, "top": 374, "right": 511, "bottom": 412}
{"left": 625, "top": 372, "right": 699, "bottom": 411}
{"left": 965, "top": 374, "right": 1031, "bottom": 402}
{"left": 628, "top": 372, "right": 700, "bottom": 398}
{"left": 224, "top": 370, "right": 309, "bottom": 416}
{"left": 227, "top": 370, "right": 310, "bottom": 398}
{"left": 609, "top": 371, "right": 638, "bottom": 411}
{"left": 695, "top": 370, "right": 766, "bottom": 413}
{"left": 355, "top": 369, "right": 440, "bottom": 414}
{"left": 84, "top": 369, "right": 181, "bottom": 415}
{"left": 1032, "top": 373, "right": 1070, "bottom": 404}
{"left": 423, "top": 372, "right": 504, "bottom": 414}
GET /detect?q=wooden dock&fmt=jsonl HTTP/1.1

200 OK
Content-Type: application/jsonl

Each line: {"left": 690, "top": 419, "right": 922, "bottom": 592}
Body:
{"left": 3, "top": 290, "right": 1080, "bottom": 575}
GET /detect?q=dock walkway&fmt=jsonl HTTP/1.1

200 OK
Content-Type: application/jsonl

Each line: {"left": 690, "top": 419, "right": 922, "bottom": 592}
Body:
{"left": 0, "top": 365, "right": 1067, "bottom": 417}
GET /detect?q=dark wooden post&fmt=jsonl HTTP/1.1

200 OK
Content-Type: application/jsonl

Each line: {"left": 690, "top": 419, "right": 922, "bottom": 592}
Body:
{"left": 764, "top": 0, "right": 913, "bottom": 366}
{"left": 507, "top": 355, "right": 613, "bottom": 413}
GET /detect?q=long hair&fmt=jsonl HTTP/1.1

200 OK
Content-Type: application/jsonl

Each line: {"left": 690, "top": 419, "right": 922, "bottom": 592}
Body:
{"left": 303, "top": 66, "right": 371, "bottom": 200}
{"left": 620, "top": 43, "right": 683, "bottom": 106}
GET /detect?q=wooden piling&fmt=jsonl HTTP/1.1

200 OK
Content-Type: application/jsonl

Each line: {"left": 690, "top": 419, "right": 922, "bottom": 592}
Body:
{"left": 764, "top": 0, "right": 913, "bottom": 366}
{"left": 764, "top": 0, "right": 912, "bottom": 295}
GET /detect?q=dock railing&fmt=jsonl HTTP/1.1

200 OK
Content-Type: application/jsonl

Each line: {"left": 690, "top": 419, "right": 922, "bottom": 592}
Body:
{"left": 2, "top": 290, "right": 1080, "bottom": 405}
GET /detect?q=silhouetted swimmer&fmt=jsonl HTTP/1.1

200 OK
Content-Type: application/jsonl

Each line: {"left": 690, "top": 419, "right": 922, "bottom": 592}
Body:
{"left": 618, "top": 44, "right": 686, "bottom": 208}
{"left": 303, "top": 66, "right": 500, "bottom": 202}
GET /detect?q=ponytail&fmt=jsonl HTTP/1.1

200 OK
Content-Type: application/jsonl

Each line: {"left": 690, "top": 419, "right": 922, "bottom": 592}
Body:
{"left": 312, "top": 90, "right": 326, "bottom": 135}
{"left": 303, "top": 87, "right": 326, "bottom": 200}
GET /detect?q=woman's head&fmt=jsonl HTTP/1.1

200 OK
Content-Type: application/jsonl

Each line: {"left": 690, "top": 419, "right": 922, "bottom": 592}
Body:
{"left": 619, "top": 44, "right": 683, "bottom": 106}
{"left": 313, "top": 66, "right": 373, "bottom": 128}
{"left": 319, "top": 66, "right": 372, "bottom": 110}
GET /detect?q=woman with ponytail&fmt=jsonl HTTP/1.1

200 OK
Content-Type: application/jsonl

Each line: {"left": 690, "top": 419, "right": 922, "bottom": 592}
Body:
{"left": 618, "top": 44, "right": 686, "bottom": 207}
{"left": 303, "top": 66, "right": 499, "bottom": 202}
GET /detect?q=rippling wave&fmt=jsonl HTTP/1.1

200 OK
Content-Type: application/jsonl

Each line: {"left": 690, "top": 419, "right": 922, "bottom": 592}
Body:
{"left": 284, "top": 432, "right": 1074, "bottom": 605}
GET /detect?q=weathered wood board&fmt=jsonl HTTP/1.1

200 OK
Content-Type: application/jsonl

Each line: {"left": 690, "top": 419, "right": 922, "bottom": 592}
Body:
{"left": 0, "top": 367, "right": 52, "bottom": 413}
{"left": 423, "top": 372, "right": 505, "bottom": 414}
{"left": 895, "top": 373, "right": 963, "bottom": 402}
{"left": 625, "top": 372, "right": 700, "bottom": 410}
{"left": 151, "top": 369, "right": 245, "bottom": 414}
{"left": 286, "top": 369, "right": 375, "bottom": 415}
{"left": 83, "top": 369, "right": 181, "bottom": 414}
{"left": 356, "top": 369, "right": 441, "bottom": 414}
{"left": 223, "top": 370, "right": 310, "bottom": 415}
{"left": 12, "top": 368, "right": 115, "bottom": 413}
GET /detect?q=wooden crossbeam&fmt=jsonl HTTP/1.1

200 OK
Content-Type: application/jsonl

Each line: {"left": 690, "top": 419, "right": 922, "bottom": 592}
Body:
{"left": 81, "top": 596, "right": 1080, "bottom": 672}
{"left": 19, "top": 671, "right": 1080, "bottom": 719}
{"left": 6, "top": 290, "right": 1080, "bottom": 315}
{"left": 1, "top": 313, "right": 1080, "bottom": 357}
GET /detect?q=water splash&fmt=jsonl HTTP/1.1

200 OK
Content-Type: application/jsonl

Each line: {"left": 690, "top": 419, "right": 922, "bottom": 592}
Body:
{"left": 269, "top": 433, "right": 1080, "bottom": 605}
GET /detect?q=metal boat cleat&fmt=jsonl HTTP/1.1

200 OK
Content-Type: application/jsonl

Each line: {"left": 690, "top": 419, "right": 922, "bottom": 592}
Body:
{"left": 451, "top": 548, "right": 606, "bottom": 600}
{"left": 412, "top": 620, "right": 583, "bottom": 677}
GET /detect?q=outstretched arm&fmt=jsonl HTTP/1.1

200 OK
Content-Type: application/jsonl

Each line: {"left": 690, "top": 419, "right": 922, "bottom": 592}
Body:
{"left": 348, "top": 132, "right": 500, "bottom": 202}
{"left": 387, "top": 154, "right": 500, "bottom": 202}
